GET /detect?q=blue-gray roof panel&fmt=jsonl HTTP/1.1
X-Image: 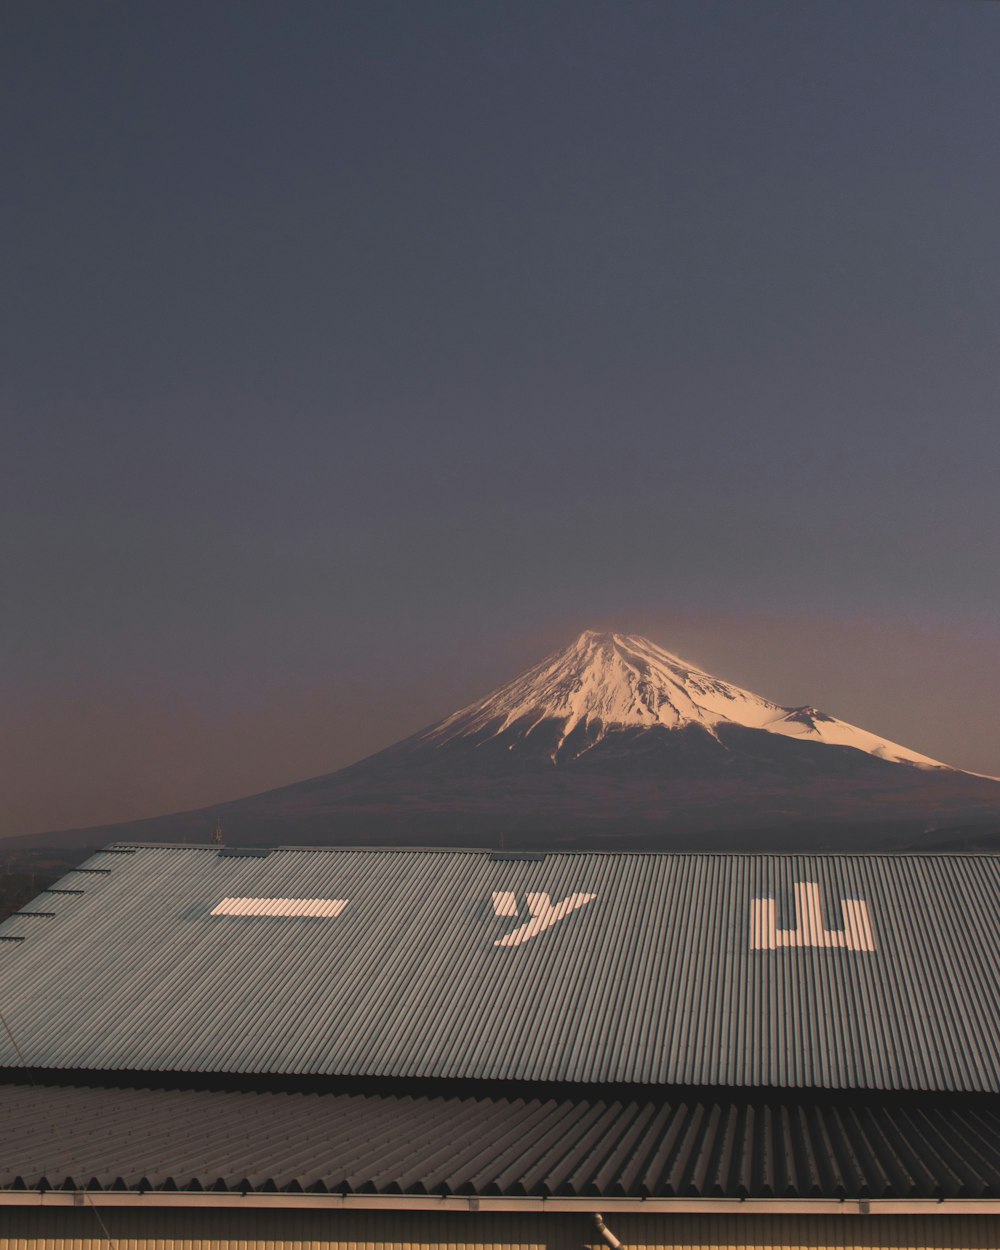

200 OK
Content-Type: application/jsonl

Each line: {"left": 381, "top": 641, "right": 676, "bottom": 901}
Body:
{"left": 0, "top": 846, "right": 998, "bottom": 1089}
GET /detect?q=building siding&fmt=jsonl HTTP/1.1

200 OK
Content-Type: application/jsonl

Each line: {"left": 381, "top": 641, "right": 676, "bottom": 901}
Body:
{"left": 0, "top": 1209, "right": 999, "bottom": 1249}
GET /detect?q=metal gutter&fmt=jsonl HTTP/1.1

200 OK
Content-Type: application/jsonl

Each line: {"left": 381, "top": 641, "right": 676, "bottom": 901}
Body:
{"left": 3, "top": 1193, "right": 1000, "bottom": 1215}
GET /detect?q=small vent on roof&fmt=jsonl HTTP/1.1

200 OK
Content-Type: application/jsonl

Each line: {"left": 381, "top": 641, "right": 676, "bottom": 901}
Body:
{"left": 488, "top": 851, "right": 547, "bottom": 862}
{"left": 0, "top": 936, "right": 26, "bottom": 943}
{"left": 44, "top": 889, "right": 84, "bottom": 896}
{"left": 217, "top": 848, "right": 272, "bottom": 859}
{"left": 70, "top": 868, "right": 112, "bottom": 875}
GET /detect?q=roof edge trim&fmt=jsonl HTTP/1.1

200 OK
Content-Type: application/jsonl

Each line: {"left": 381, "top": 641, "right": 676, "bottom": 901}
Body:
{"left": 102, "top": 841, "right": 1000, "bottom": 859}
{"left": 4, "top": 1193, "right": 1000, "bottom": 1216}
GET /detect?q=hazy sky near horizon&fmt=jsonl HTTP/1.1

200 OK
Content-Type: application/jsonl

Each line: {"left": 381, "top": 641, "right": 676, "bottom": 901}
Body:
{"left": 4, "top": 0, "right": 1000, "bottom": 836}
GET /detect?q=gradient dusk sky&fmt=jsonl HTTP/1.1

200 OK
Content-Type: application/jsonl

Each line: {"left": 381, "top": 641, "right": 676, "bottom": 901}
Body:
{"left": 3, "top": 0, "right": 999, "bottom": 837}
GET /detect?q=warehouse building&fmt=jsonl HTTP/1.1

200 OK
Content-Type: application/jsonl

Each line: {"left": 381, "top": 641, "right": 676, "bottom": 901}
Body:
{"left": 0, "top": 844, "right": 999, "bottom": 1248}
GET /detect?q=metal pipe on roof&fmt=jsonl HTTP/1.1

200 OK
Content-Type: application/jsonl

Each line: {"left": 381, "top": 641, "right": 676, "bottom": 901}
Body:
{"left": 592, "top": 1212, "right": 625, "bottom": 1248}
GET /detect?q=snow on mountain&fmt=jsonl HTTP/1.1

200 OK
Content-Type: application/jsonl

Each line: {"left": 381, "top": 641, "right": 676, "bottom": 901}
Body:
{"left": 427, "top": 630, "right": 949, "bottom": 770}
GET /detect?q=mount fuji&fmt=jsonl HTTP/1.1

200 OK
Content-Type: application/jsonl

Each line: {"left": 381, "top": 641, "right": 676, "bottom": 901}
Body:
{"left": 423, "top": 630, "right": 947, "bottom": 769}
{"left": 24, "top": 631, "right": 1000, "bottom": 852}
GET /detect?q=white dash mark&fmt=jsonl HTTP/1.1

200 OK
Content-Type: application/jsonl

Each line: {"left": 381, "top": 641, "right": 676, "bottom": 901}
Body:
{"left": 211, "top": 897, "right": 349, "bottom": 918}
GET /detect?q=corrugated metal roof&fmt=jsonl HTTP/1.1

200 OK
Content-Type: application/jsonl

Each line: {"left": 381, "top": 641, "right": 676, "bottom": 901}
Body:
{"left": 2, "top": 1082, "right": 1000, "bottom": 1199}
{"left": 0, "top": 846, "right": 999, "bottom": 1089}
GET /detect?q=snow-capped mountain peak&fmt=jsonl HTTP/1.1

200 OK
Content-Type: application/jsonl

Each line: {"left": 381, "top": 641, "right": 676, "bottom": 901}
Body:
{"left": 428, "top": 630, "right": 949, "bottom": 769}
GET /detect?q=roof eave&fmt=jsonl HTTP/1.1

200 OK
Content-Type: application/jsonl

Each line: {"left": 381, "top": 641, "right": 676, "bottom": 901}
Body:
{"left": 5, "top": 1192, "right": 1000, "bottom": 1216}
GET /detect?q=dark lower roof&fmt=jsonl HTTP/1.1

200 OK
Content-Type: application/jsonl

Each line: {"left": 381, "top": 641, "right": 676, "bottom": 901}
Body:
{"left": 3, "top": 1082, "right": 1000, "bottom": 1200}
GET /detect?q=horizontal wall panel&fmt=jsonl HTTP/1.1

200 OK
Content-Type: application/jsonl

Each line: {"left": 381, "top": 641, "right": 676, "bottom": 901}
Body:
{"left": 0, "top": 1208, "right": 999, "bottom": 1249}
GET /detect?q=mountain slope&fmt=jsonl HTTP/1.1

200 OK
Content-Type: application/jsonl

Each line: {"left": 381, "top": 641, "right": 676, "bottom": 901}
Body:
{"left": 422, "top": 630, "right": 947, "bottom": 768}
{"left": 18, "top": 631, "right": 1000, "bottom": 852}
